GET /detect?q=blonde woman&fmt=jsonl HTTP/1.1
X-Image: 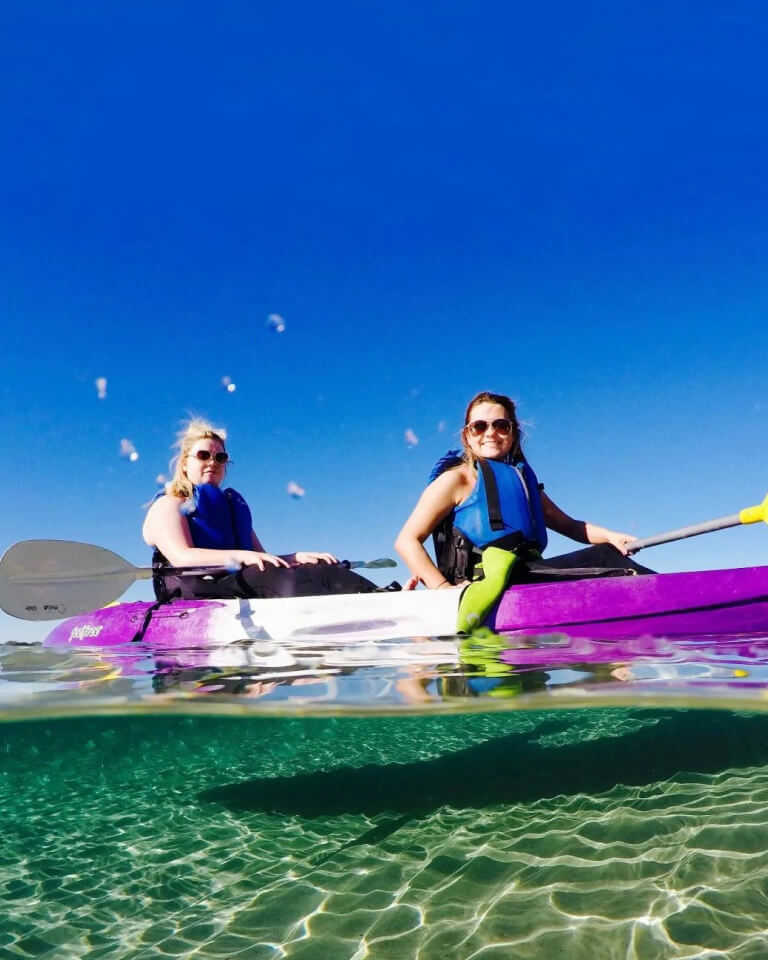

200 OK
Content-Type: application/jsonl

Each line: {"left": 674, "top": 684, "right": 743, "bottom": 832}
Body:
{"left": 143, "top": 419, "right": 376, "bottom": 600}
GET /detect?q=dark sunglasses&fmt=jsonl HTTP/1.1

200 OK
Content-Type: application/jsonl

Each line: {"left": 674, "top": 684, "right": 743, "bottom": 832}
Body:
{"left": 466, "top": 418, "right": 513, "bottom": 437}
{"left": 190, "top": 450, "right": 229, "bottom": 464}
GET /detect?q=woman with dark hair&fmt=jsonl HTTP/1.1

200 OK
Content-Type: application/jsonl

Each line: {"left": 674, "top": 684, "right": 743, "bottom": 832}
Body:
{"left": 395, "top": 392, "right": 650, "bottom": 625}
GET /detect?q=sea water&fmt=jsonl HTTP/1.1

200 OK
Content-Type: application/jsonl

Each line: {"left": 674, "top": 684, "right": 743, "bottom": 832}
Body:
{"left": 3, "top": 632, "right": 768, "bottom": 958}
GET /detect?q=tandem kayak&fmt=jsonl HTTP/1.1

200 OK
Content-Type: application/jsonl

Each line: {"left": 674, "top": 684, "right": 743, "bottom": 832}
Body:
{"left": 45, "top": 565, "right": 768, "bottom": 650}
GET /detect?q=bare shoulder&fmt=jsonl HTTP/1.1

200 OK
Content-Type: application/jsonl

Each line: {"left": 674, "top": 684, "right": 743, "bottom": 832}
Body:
{"left": 147, "top": 494, "right": 185, "bottom": 518}
{"left": 143, "top": 494, "right": 186, "bottom": 545}
{"left": 430, "top": 462, "right": 474, "bottom": 504}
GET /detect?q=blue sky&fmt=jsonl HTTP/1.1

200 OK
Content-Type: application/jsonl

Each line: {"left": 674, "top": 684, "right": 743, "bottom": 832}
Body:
{"left": 2, "top": 1, "right": 767, "bottom": 640}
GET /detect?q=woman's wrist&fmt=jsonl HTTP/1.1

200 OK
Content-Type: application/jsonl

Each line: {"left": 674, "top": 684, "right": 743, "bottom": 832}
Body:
{"left": 435, "top": 579, "right": 452, "bottom": 590}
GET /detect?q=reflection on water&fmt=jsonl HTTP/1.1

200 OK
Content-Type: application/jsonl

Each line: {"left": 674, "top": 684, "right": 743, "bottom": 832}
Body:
{"left": 2, "top": 628, "right": 768, "bottom": 717}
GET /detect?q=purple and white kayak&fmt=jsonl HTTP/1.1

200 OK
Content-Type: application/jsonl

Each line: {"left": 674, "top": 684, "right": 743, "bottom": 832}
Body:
{"left": 45, "top": 565, "right": 768, "bottom": 650}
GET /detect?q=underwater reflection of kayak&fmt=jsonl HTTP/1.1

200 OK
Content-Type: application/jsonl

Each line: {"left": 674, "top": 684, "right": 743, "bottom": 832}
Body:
{"left": 44, "top": 565, "right": 768, "bottom": 649}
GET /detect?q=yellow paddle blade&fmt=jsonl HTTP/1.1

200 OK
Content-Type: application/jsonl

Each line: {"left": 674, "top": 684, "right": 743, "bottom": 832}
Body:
{"left": 739, "top": 493, "right": 768, "bottom": 526}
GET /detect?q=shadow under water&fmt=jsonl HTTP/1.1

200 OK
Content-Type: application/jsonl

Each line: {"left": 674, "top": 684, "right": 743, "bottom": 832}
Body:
{"left": 201, "top": 709, "right": 768, "bottom": 816}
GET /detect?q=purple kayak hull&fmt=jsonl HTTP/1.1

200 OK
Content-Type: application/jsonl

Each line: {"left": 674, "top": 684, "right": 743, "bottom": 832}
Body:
{"left": 492, "top": 565, "right": 768, "bottom": 639}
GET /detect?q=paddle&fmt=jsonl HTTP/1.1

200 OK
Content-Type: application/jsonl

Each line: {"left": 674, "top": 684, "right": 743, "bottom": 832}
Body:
{"left": 0, "top": 540, "right": 397, "bottom": 621}
{"left": 627, "top": 492, "right": 768, "bottom": 554}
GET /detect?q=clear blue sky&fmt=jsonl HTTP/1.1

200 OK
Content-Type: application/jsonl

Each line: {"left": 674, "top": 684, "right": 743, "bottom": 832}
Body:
{"left": 2, "top": 1, "right": 767, "bottom": 640}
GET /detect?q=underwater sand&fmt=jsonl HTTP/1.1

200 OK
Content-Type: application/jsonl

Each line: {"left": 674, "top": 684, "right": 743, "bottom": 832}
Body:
{"left": 4, "top": 708, "right": 768, "bottom": 959}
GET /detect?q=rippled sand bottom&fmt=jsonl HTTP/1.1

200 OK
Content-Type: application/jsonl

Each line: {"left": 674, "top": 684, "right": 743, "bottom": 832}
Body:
{"left": 3, "top": 709, "right": 768, "bottom": 958}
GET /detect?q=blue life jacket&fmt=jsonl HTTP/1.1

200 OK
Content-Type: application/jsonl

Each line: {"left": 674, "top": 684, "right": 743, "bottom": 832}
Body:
{"left": 454, "top": 458, "right": 548, "bottom": 553}
{"left": 184, "top": 483, "right": 253, "bottom": 550}
{"left": 429, "top": 450, "right": 547, "bottom": 582}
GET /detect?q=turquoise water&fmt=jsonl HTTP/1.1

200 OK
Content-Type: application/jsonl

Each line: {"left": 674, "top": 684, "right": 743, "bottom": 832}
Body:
{"left": 4, "top": 710, "right": 768, "bottom": 958}
{"left": 4, "top": 633, "right": 768, "bottom": 957}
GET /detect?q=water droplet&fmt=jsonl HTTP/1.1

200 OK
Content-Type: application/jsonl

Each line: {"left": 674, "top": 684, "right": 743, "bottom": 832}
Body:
{"left": 267, "top": 313, "right": 286, "bottom": 333}
{"left": 404, "top": 428, "right": 419, "bottom": 447}
{"left": 222, "top": 376, "right": 236, "bottom": 393}
{"left": 119, "top": 438, "right": 138, "bottom": 460}
{"left": 95, "top": 377, "right": 107, "bottom": 400}
{"left": 286, "top": 481, "right": 305, "bottom": 499}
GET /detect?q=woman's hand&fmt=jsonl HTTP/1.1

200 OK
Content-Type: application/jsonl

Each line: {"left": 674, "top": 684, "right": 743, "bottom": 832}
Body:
{"left": 601, "top": 530, "right": 637, "bottom": 556}
{"left": 239, "top": 551, "right": 290, "bottom": 571}
{"left": 589, "top": 527, "right": 637, "bottom": 556}
{"left": 293, "top": 551, "right": 337, "bottom": 565}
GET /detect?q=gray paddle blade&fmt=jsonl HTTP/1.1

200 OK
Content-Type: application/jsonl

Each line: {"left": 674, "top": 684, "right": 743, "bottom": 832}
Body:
{"left": 0, "top": 540, "right": 140, "bottom": 621}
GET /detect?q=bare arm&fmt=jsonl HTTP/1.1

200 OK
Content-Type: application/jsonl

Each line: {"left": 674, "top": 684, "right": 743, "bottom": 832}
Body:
{"left": 541, "top": 492, "right": 635, "bottom": 556}
{"left": 540, "top": 492, "right": 589, "bottom": 543}
{"left": 143, "top": 496, "right": 289, "bottom": 569}
{"left": 395, "top": 468, "right": 470, "bottom": 589}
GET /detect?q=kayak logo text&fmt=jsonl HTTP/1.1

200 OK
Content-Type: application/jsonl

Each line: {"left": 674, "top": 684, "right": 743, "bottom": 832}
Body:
{"left": 70, "top": 624, "right": 104, "bottom": 641}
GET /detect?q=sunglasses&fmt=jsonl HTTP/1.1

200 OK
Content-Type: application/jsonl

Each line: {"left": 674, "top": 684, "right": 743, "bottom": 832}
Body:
{"left": 466, "top": 418, "right": 513, "bottom": 437}
{"left": 190, "top": 450, "right": 229, "bottom": 464}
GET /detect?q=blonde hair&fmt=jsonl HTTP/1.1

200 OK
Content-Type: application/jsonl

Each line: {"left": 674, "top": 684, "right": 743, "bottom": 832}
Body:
{"left": 460, "top": 391, "right": 525, "bottom": 465}
{"left": 166, "top": 418, "right": 228, "bottom": 500}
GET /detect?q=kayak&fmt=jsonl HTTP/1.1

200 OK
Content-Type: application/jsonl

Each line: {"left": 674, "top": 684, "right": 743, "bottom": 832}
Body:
{"left": 45, "top": 564, "right": 768, "bottom": 650}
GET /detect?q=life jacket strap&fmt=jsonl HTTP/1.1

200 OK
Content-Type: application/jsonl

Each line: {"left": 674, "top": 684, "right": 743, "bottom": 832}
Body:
{"left": 151, "top": 548, "right": 173, "bottom": 602}
{"left": 477, "top": 458, "right": 504, "bottom": 531}
{"left": 226, "top": 490, "right": 244, "bottom": 548}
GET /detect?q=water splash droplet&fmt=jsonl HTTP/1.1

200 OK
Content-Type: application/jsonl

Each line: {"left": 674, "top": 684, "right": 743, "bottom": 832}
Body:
{"left": 287, "top": 481, "right": 305, "bottom": 499}
{"left": 119, "top": 438, "right": 138, "bottom": 461}
{"left": 404, "top": 428, "right": 419, "bottom": 448}
{"left": 267, "top": 313, "right": 286, "bottom": 333}
{"left": 95, "top": 377, "right": 107, "bottom": 400}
